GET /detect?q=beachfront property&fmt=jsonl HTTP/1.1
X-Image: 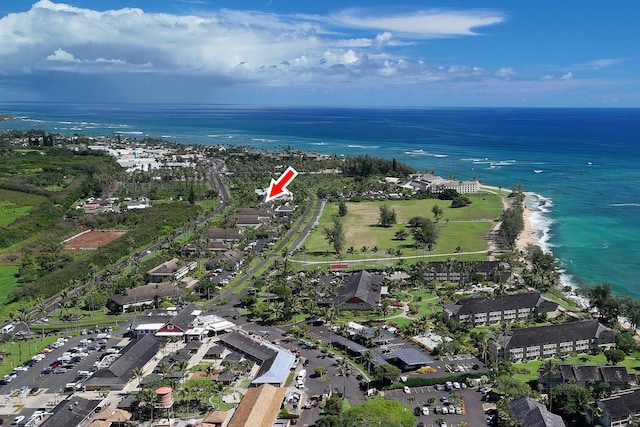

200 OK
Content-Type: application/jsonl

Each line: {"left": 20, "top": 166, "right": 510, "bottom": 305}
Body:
{"left": 538, "top": 364, "right": 636, "bottom": 394}
{"left": 490, "top": 320, "right": 616, "bottom": 363}
{"left": 420, "top": 260, "right": 511, "bottom": 284}
{"left": 443, "top": 291, "right": 559, "bottom": 326}
{"left": 401, "top": 173, "right": 480, "bottom": 194}
{"left": 588, "top": 388, "right": 640, "bottom": 427}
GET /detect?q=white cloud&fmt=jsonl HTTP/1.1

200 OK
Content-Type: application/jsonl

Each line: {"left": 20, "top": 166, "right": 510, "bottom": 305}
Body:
{"left": 582, "top": 58, "right": 622, "bottom": 69}
{"left": 330, "top": 8, "right": 505, "bottom": 38}
{"left": 561, "top": 72, "right": 573, "bottom": 80}
{"left": 495, "top": 67, "right": 516, "bottom": 78}
{"left": 46, "top": 48, "right": 77, "bottom": 62}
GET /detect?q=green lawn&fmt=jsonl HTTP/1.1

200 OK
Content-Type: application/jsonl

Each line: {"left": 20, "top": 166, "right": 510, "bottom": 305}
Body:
{"left": 298, "top": 193, "right": 501, "bottom": 264}
{"left": 0, "top": 265, "right": 19, "bottom": 308}
{"left": 0, "top": 189, "right": 47, "bottom": 227}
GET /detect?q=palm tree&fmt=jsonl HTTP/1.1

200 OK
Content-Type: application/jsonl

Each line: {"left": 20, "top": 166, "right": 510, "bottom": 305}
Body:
{"left": 35, "top": 296, "right": 47, "bottom": 341}
{"left": 132, "top": 367, "right": 145, "bottom": 388}
{"left": 361, "top": 349, "right": 375, "bottom": 374}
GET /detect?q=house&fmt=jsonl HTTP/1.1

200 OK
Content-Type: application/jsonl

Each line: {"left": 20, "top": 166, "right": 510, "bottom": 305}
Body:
{"left": 274, "top": 202, "right": 296, "bottom": 217}
{"left": 40, "top": 396, "right": 103, "bottom": 427}
{"left": 147, "top": 258, "right": 198, "bottom": 283}
{"left": 589, "top": 388, "right": 640, "bottom": 427}
{"left": 337, "top": 270, "right": 383, "bottom": 311}
{"left": 507, "top": 397, "right": 566, "bottom": 427}
{"left": 227, "top": 384, "right": 288, "bottom": 427}
{"left": 84, "top": 334, "right": 161, "bottom": 391}
{"left": 109, "top": 282, "right": 186, "bottom": 313}
{"left": 539, "top": 364, "right": 636, "bottom": 394}
{"left": 205, "top": 228, "right": 244, "bottom": 242}
{"left": 198, "top": 410, "right": 230, "bottom": 427}
{"left": 443, "top": 291, "right": 559, "bottom": 325}
{"left": 490, "top": 320, "right": 616, "bottom": 363}
{"left": 209, "top": 249, "right": 245, "bottom": 271}
{"left": 233, "top": 208, "right": 273, "bottom": 228}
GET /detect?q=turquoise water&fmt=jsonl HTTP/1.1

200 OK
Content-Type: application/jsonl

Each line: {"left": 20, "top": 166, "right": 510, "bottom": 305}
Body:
{"left": 2, "top": 104, "right": 639, "bottom": 296}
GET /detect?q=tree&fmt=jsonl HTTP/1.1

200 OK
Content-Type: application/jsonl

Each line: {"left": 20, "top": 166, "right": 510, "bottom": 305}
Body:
{"left": 373, "top": 364, "right": 401, "bottom": 385}
{"left": 324, "top": 216, "right": 345, "bottom": 255}
{"left": 132, "top": 367, "right": 144, "bottom": 388}
{"left": 493, "top": 375, "right": 533, "bottom": 399}
{"left": 605, "top": 348, "right": 626, "bottom": 365}
{"left": 551, "top": 383, "right": 592, "bottom": 419}
{"left": 451, "top": 195, "right": 471, "bottom": 208}
{"left": 187, "top": 184, "right": 196, "bottom": 204}
{"left": 343, "top": 398, "right": 415, "bottom": 427}
{"left": 431, "top": 205, "right": 444, "bottom": 222}
{"left": 316, "top": 415, "right": 342, "bottom": 427}
{"left": 616, "top": 330, "right": 638, "bottom": 354}
{"left": 411, "top": 218, "right": 438, "bottom": 251}
{"left": 338, "top": 200, "right": 348, "bottom": 217}
{"left": 394, "top": 229, "right": 408, "bottom": 240}
{"left": 323, "top": 394, "right": 344, "bottom": 416}
{"left": 378, "top": 205, "right": 397, "bottom": 227}
{"left": 315, "top": 365, "right": 327, "bottom": 378}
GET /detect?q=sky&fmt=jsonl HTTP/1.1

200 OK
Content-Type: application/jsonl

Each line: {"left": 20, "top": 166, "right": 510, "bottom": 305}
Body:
{"left": 1, "top": 0, "right": 639, "bottom": 107}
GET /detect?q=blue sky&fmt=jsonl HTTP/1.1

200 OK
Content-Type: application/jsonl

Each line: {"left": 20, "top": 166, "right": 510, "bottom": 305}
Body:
{"left": 1, "top": 0, "right": 639, "bottom": 107}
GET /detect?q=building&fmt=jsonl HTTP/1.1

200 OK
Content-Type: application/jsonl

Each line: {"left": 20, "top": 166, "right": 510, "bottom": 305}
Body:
{"left": 227, "top": 384, "right": 287, "bottom": 427}
{"left": 337, "top": 270, "right": 383, "bottom": 311}
{"left": 84, "top": 334, "right": 161, "bottom": 391}
{"left": 40, "top": 396, "right": 103, "bottom": 427}
{"left": 507, "top": 397, "right": 566, "bottom": 427}
{"left": 443, "top": 291, "right": 559, "bottom": 325}
{"left": 109, "top": 282, "right": 186, "bottom": 313}
{"left": 274, "top": 202, "right": 296, "bottom": 217}
{"left": 209, "top": 249, "right": 245, "bottom": 271}
{"left": 539, "top": 364, "right": 636, "bottom": 394}
{"left": 490, "top": 320, "right": 615, "bottom": 362}
{"left": 403, "top": 173, "right": 480, "bottom": 194}
{"left": 589, "top": 388, "right": 640, "bottom": 427}
{"left": 147, "top": 258, "right": 198, "bottom": 283}
{"left": 421, "top": 260, "right": 510, "bottom": 284}
{"left": 220, "top": 331, "right": 296, "bottom": 387}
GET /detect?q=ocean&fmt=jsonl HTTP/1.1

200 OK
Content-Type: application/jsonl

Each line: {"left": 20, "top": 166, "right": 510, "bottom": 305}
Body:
{"left": 2, "top": 103, "right": 639, "bottom": 297}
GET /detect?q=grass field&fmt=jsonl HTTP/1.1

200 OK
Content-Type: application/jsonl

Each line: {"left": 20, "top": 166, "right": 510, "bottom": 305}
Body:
{"left": 0, "top": 189, "right": 47, "bottom": 227}
{"left": 0, "top": 265, "right": 19, "bottom": 308}
{"left": 299, "top": 192, "right": 502, "bottom": 264}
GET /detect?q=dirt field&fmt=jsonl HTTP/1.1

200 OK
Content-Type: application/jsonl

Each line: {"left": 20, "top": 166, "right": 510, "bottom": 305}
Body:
{"left": 63, "top": 230, "right": 127, "bottom": 250}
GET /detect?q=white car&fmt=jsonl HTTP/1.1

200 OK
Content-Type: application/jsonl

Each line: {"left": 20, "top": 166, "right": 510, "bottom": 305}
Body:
{"left": 11, "top": 416, "right": 25, "bottom": 425}
{"left": 403, "top": 386, "right": 411, "bottom": 394}
{"left": 421, "top": 407, "right": 430, "bottom": 415}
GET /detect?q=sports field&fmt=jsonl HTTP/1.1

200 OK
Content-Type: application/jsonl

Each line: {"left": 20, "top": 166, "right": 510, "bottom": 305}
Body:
{"left": 63, "top": 230, "right": 127, "bottom": 250}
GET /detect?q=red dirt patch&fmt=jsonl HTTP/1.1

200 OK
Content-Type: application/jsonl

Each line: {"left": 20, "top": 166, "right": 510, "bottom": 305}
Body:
{"left": 63, "top": 230, "right": 127, "bottom": 250}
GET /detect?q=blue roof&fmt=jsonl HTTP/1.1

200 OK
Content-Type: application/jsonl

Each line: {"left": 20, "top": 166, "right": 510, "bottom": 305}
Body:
{"left": 251, "top": 342, "right": 296, "bottom": 386}
{"left": 392, "top": 348, "right": 434, "bottom": 366}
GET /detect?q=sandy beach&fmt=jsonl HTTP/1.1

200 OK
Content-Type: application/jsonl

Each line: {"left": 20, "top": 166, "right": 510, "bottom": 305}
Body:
{"left": 516, "top": 205, "right": 538, "bottom": 253}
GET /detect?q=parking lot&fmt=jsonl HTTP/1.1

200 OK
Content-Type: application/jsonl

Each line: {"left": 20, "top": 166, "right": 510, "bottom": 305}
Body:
{"left": 0, "top": 330, "right": 122, "bottom": 425}
{"left": 383, "top": 386, "right": 490, "bottom": 427}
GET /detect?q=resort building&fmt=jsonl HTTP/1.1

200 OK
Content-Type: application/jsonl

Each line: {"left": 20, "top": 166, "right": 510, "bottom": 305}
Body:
{"left": 588, "top": 388, "right": 640, "bottom": 427}
{"left": 443, "top": 291, "right": 559, "bottom": 325}
{"left": 507, "top": 397, "right": 566, "bottom": 427}
{"left": 490, "top": 320, "right": 616, "bottom": 363}
{"left": 403, "top": 173, "right": 480, "bottom": 194}
{"left": 539, "top": 364, "right": 636, "bottom": 394}
{"left": 336, "top": 270, "right": 383, "bottom": 311}
{"left": 421, "top": 260, "right": 510, "bottom": 284}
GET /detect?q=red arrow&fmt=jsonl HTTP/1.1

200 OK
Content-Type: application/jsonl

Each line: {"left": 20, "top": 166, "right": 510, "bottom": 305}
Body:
{"left": 265, "top": 166, "right": 298, "bottom": 202}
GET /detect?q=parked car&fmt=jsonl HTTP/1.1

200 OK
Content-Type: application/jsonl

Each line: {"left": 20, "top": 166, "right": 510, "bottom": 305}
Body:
{"left": 403, "top": 386, "right": 411, "bottom": 394}
{"left": 11, "top": 416, "right": 25, "bottom": 425}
